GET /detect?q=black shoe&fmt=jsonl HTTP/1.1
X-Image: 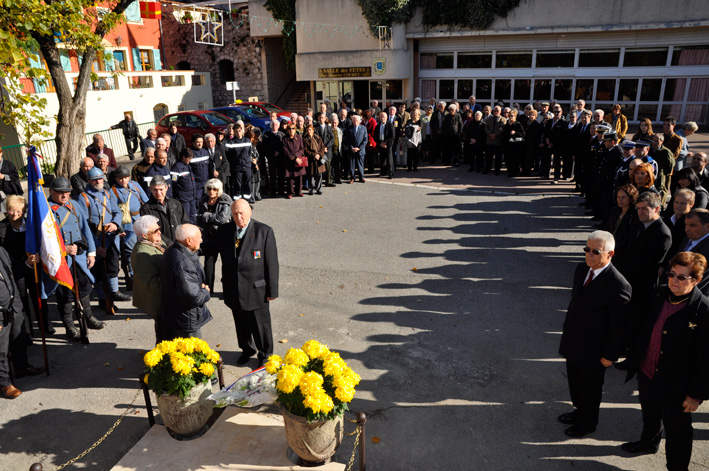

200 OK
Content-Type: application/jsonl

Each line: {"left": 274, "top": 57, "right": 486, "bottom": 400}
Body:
{"left": 558, "top": 411, "right": 578, "bottom": 425}
{"left": 15, "top": 365, "right": 45, "bottom": 378}
{"left": 256, "top": 357, "right": 266, "bottom": 368}
{"left": 86, "top": 315, "right": 105, "bottom": 330}
{"left": 614, "top": 359, "right": 630, "bottom": 370}
{"left": 316, "top": 190, "right": 322, "bottom": 195}
{"left": 621, "top": 440, "right": 658, "bottom": 454}
{"left": 236, "top": 353, "right": 252, "bottom": 366}
{"left": 111, "top": 291, "right": 131, "bottom": 302}
{"left": 308, "top": 189, "right": 314, "bottom": 195}
{"left": 65, "top": 326, "right": 81, "bottom": 341}
{"left": 564, "top": 425, "right": 596, "bottom": 438}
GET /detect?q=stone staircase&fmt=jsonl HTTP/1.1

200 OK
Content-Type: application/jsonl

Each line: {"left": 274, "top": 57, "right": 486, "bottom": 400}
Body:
{"left": 276, "top": 81, "right": 310, "bottom": 116}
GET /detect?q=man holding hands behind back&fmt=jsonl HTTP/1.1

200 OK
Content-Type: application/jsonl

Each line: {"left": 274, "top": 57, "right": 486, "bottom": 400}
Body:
{"left": 216, "top": 199, "right": 278, "bottom": 368}
{"left": 558, "top": 230, "right": 632, "bottom": 438}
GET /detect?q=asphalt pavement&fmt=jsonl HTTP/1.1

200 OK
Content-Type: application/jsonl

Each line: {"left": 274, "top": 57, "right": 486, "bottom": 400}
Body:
{"left": 3, "top": 146, "right": 709, "bottom": 470}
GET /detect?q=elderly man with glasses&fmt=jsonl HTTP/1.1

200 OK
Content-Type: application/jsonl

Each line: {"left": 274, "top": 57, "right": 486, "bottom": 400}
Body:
{"left": 559, "top": 230, "right": 631, "bottom": 438}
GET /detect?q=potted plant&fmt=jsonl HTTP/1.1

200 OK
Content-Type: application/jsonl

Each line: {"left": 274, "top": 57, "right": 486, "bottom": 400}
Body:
{"left": 230, "top": 9, "right": 239, "bottom": 20}
{"left": 181, "top": 11, "right": 193, "bottom": 24}
{"left": 143, "top": 337, "right": 220, "bottom": 437}
{"left": 265, "top": 340, "right": 360, "bottom": 464}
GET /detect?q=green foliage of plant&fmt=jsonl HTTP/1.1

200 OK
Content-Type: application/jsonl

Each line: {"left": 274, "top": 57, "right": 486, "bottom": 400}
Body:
{"left": 357, "top": 0, "right": 521, "bottom": 31}
{"left": 264, "top": 0, "right": 296, "bottom": 69}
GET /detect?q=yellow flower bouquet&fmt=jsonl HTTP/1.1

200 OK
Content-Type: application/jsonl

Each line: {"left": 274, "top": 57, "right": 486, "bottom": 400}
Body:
{"left": 265, "top": 340, "right": 360, "bottom": 422}
{"left": 143, "top": 338, "right": 221, "bottom": 400}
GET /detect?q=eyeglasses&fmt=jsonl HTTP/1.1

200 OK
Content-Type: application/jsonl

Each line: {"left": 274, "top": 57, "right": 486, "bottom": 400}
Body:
{"left": 147, "top": 227, "right": 161, "bottom": 235}
{"left": 207, "top": 188, "right": 219, "bottom": 191}
{"left": 583, "top": 246, "right": 607, "bottom": 255}
{"left": 668, "top": 272, "right": 694, "bottom": 281}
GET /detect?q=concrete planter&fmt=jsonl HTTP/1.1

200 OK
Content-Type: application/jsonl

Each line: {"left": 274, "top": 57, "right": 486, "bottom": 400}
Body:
{"left": 280, "top": 405, "right": 344, "bottom": 464}
{"left": 156, "top": 381, "right": 213, "bottom": 437}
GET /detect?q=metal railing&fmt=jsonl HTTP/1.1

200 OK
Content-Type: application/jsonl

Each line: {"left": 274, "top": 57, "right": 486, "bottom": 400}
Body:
{"left": 1, "top": 121, "right": 157, "bottom": 177}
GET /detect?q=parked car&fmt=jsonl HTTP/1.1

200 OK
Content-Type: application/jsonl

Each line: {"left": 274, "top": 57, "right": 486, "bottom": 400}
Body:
{"left": 240, "top": 101, "right": 291, "bottom": 120}
{"left": 155, "top": 111, "right": 234, "bottom": 143}
{"left": 210, "top": 106, "right": 271, "bottom": 133}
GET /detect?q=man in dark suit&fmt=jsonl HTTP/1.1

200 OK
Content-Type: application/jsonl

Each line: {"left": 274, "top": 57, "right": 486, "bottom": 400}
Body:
{"left": 429, "top": 101, "right": 446, "bottom": 164}
{"left": 374, "top": 111, "right": 395, "bottom": 179}
{"left": 0, "top": 147, "right": 23, "bottom": 199}
{"left": 140, "top": 129, "right": 158, "bottom": 155}
{"left": 314, "top": 113, "right": 334, "bottom": 186}
{"left": 344, "top": 115, "right": 368, "bottom": 183}
{"left": 615, "top": 192, "right": 672, "bottom": 368}
{"left": 205, "top": 133, "right": 230, "bottom": 193}
{"left": 663, "top": 209, "right": 709, "bottom": 295}
{"left": 663, "top": 189, "right": 695, "bottom": 258}
{"left": 559, "top": 230, "right": 631, "bottom": 438}
{"left": 216, "top": 199, "right": 279, "bottom": 368}
{"left": 86, "top": 134, "right": 117, "bottom": 169}
{"left": 544, "top": 104, "right": 568, "bottom": 182}
{"left": 571, "top": 110, "right": 593, "bottom": 192}
{"left": 110, "top": 113, "right": 140, "bottom": 161}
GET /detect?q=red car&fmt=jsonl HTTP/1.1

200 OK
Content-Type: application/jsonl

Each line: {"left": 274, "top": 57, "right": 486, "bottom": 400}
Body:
{"left": 155, "top": 110, "right": 234, "bottom": 143}
{"left": 240, "top": 101, "right": 291, "bottom": 120}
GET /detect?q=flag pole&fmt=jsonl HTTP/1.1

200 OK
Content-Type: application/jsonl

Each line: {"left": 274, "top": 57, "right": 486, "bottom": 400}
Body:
{"left": 33, "top": 263, "right": 49, "bottom": 376}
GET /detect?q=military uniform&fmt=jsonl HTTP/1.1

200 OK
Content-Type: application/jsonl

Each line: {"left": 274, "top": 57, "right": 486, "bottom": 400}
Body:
{"left": 145, "top": 163, "right": 172, "bottom": 198}
{"left": 189, "top": 147, "right": 210, "bottom": 202}
{"left": 76, "top": 173, "right": 130, "bottom": 307}
{"left": 170, "top": 160, "right": 197, "bottom": 223}
{"left": 48, "top": 182, "right": 103, "bottom": 339}
{"left": 111, "top": 169, "right": 149, "bottom": 289}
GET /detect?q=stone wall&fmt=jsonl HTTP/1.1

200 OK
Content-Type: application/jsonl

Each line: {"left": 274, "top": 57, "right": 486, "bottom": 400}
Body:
{"left": 162, "top": 5, "right": 265, "bottom": 107}
{"left": 263, "top": 36, "right": 294, "bottom": 105}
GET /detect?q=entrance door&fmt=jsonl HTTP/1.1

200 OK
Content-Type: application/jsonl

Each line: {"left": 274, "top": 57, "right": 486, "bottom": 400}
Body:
{"left": 353, "top": 80, "right": 369, "bottom": 111}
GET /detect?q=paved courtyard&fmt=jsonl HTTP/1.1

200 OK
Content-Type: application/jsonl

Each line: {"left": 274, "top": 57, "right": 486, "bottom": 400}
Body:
{"left": 2, "top": 143, "right": 709, "bottom": 470}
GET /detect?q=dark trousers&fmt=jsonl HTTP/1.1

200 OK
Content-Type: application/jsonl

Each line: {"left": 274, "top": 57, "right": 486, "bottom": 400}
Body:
{"left": 0, "top": 319, "right": 11, "bottom": 386}
{"left": 287, "top": 175, "right": 303, "bottom": 196}
{"left": 485, "top": 145, "right": 504, "bottom": 173}
{"left": 202, "top": 247, "right": 219, "bottom": 292}
{"left": 179, "top": 199, "right": 197, "bottom": 224}
{"left": 271, "top": 161, "right": 286, "bottom": 195}
{"left": 638, "top": 373, "right": 693, "bottom": 471}
{"left": 551, "top": 149, "right": 566, "bottom": 180}
{"left": 522, "top": 145, "right": 536, "bottom": 175}
{"left": 9, "top": 310, "right": 30, "bottom": 371}
{"left": 91, "top": 242, "right": 120, "bottom": 297}
{"left": 407, "top": 146, "right": 420, "bottom": 170}
{"left": 566, "top": 360, "right": 606, "bottom": 430}
{"left": 57, "top": 264, "right": 92, "bottom": 308}
{"left": 430, "top": 134, "right": 443, "bottom": 163}
{"left": 366, "top": 148, "right": 377, "bottom": 174}
{"left": 231, "top": 304, "right": 273, "bottom": 361}
{"left": 443, "top": 135, "right": 461, "bottom": 165}
{"left": 539, "top": 146, "right": 552, "bottom": 177}
{"left": 330, "top": 152, "right": 343, "bottom": 183}
{"left": 378, "top": 146, "right": 394, "bottom": 177}
{"left": 505, "top": 142, "right": 524, "bottom": 176}
{"left": 350, "top": 151, "right": 365, "bottom": 181}
{"left": 231, "top": 168, "right": 252, "bottom": 198}
{"left": 125, "top": 137, "right": 139, "bottom": 160}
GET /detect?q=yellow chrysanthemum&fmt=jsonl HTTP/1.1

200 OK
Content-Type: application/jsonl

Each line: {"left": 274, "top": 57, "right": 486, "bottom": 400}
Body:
{"left": 335, "top": 385, "right": 355, "bottom": 402}
{"left": 302, "top": 340, "right": 329, "bottom": 360}
{"left": 299, "top": 371, "right": 324, "bottom": 397}
{"left": 303, "top": 390, "right": 334, "bottom": 415}
{"left": 206, "top": 350, "right": 220, "bottom": 364}
{"left": 143, "top": 374, "right": 149, "bottom": 384}
{"left": 342, "top": 367, "right": 361, "bottom": 386}
{"left": 323, "top": 353, "right": 346, "bottom": 378}
{"left": 199, "top": 362, "right": 215, "bottom": 377}
{"left": 143, "top": 349, "right": 163, "bottom": 368}
{"left": 265, "top": 355, "right": 282, "bottom": 374}
{"left": 277, "top": 364, "right": 304, "bottom": 393}
{"left": 170, "top": 352, "right": 194, "bottom": 376}
{"left": 284, "top": 348, "right": 310, "bottom": 367}
{"left": 157, "top": 340, "right": 177, "bottom": 354}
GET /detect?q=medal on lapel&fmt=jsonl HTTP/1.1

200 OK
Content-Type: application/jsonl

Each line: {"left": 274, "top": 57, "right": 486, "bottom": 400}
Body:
{"left": 235, "top": 238, "right": 241, "bottom": 249}
{"left": 253, "top": 250, "right": 261, "bottom": 259}
{"left": 689, "top": 322, "right": 697, "bottom": 330}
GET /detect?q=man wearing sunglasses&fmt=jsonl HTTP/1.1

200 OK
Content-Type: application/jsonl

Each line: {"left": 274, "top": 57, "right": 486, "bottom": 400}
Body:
{"left": 559, "top": 230, "right": 631, "bottom": 438}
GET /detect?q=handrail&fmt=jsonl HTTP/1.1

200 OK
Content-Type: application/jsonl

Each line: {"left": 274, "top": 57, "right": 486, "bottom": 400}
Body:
{"left": 273, "top": 73, "right": 297, "bottom": 108}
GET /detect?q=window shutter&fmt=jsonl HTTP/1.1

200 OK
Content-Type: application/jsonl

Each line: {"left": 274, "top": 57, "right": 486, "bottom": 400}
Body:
{"left": 104, "top": 52, "right": 115, "bottom": 72}
{"left": 59, "top": 50, "right": 72, "bottom": 71}
{"left": 152, "top": 49, "right": 162, "bottom": 70}
{"left": 132, "top": 48, "right": 142, "bottom": 71}
{"left": 125, "top": 0, "right": 141, "bottom": 22}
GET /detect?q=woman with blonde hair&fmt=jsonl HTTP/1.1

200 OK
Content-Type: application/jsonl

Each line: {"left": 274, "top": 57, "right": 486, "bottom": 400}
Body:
{"left": 197, "top": 178, "right": 232, "bottom": 292}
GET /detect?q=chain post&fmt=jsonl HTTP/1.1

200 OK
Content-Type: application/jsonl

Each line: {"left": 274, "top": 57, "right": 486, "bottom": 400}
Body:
{"left": 357, "top": 412, "right": 366, "bottom": 471}
{"left": 29, "top": 464, "right": 43, "bottom": 471}
{"left": 140, "top": 374, "right": 155, "bottom": 427}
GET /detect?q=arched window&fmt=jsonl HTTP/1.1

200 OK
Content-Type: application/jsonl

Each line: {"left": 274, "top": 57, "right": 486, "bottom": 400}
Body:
{"left": 176, "top": 61, "right": 191, "bottom": 71}
{"left": 153, "top": 103, "right": 169, "bottom": 121}
{"left": 218, "top": 59, "right": 235, "bottom": 84}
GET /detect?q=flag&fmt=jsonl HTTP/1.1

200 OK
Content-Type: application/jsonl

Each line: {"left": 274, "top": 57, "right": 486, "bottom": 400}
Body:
{"left": 139, "top": 1, "right": 161, "bottom": 19}
{"left": 25, "top": 146, "right": 73, "bottom": 295}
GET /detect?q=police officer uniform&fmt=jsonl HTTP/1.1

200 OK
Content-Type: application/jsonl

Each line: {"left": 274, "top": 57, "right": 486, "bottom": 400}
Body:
{"left": 225, "top": 135, "right": 252, "bottom": 199}
{"left": 171, "top": 157, "right": 198, "bottom": 224}
{"left": 189, "top": 146, "right": 210, "bottom": 202}
{"left": 47, "top": 177, "right": 104, "bottom": 339}
{"left": 145, "top": 162, "right": 173, "bottom": 198}
{"left": 76, "top": 168, "right": 131, "bottom": 310}
{"left": 110, "top": 166, "right": 149, "bottom": 290}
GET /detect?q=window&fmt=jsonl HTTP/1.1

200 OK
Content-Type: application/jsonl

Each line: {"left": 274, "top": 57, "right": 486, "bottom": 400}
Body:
{"left": 421, "top": 80, "right": 435, "bottom": 99}
{"left": 623, "top": 48, "right": 668, "bottom": 67}
{"left": 129, "top": 76, "right": 153, "bottom": 89}
{"left": 495, "top": 51, "right": 532, "bottom": 68}
{"left": 640, "top": 79, "right": 662, "bottom": 101}
{"left": 476, "top": 79, "right": 492, "bottom": 100}
{"left": 664, "top": 78, "right": 686, "bottom": 101}
{"left": 176, "top": 61, "right": 191, "bottom": 70}
{"left": 637, "top": 104, "right": 658, "bottom": 121}
{"left": 113, "top": 51, "right": 127, "bottom": 71}
{"left": 619, "top": 104, "right": 636, "bottom": 120}
{"left": 370, "top": 81, "right": 383, "bottom": 102}
{"left": 201, "top": 112, "right": 232, "bottom": 126}
{"left": 457, "top": 52, "right": 492, "bottom": 69}
{"left": 618, "top": 79, "right": 639, "bottom": 101}
{"left": 514, "top": 79, "right": 531, "bottom": 102}
{"left": 596, "top": 79, "right": 615, "bottom": 101}
{"left": 185, "top": 114, "right": 206, "bottom": 129}
{"left": 578, "top": 49, "right": 620, "bottom": 67}
{"left": 161, "top": 75, "right": 185, "bottom": 87}
{"left": 191, "top": 74, "right": 206, "bottom": 86}
{"left": 494, "top": 79, "right": 511, "bottom": 103}
{"left": 438, "top": 80, "right": 454, "bottom": 99}
{"left": 139, "top": 50, "right": 152, "bottom": 71}
{"left": 386, "top": 80, "right": 403, "bottom": 100}
{"left": 554, "top": 79, "right": 573, "bottom": 101}
{"left": 457, "top": 80, "right": 473, "bottom": 100}
{"left": 420, "top": 53, "right": 454, "bottom": 69}
{"left": 533, "top": 79, "right": 552, "bottom": 101}
{"left": 671, "top": 45, "right": 709, "bottom": 66}
{"left": 218, "top": 59, "right": 235, "bottom": 84}
{"left": 536, "top": 50, "right": 575, "bottom": 68}
{"left": 162, "top": 115, "right": 184, "bottom": 127}
{"left": 575, "top": 79, "right": 594, "bottom": 100}
{"left": 91, "top": 57, "right": 104, "bottom": 72}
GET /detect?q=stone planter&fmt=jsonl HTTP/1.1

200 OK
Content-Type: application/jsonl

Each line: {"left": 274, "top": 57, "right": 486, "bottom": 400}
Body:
{"left": 156, "top": 381, "right": 214, "bottom": 437}
{"left": 279, "top": 405, "right": 344, "bottom": 464}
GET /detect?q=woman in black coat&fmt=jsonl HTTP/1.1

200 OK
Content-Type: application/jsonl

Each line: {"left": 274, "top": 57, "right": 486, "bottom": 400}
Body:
{"left": 465, "top": 110, "right": 487, "bottom": 173}
{"left": 522, "top": 109, "right": 542, "bottom": 176}
{"left": 622, "top": 252, "right": 709, "bottom": 470}
{"left": 501, "top": 109, "right": 526, "bottom": 177}
{"left": 197, "top": 178, "right": 232, "bottom": 292}
{"left": 605, "top": 184, "right": 640, "bottom": 266}
{"left": 674, "top": 167, "right": 709, "bottom": 210}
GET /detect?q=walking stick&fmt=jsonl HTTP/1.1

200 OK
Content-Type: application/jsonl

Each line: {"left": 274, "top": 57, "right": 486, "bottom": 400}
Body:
{"left": 100, "top": 221, "right": 116, "bottom": 315}
{"left": 69, "top": 234, "right": 89, "bottom": 344}
{"left": 32, "top": 263, "right": 49, "bottom": 376}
